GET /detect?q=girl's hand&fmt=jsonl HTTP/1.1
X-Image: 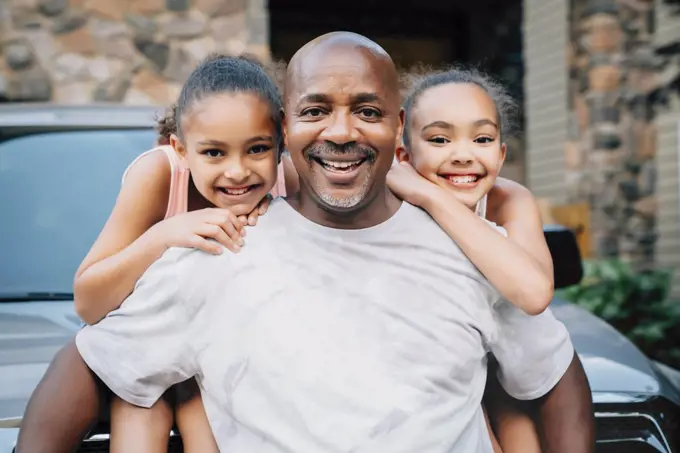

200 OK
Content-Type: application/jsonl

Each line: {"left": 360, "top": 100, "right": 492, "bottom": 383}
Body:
{"left": 237, "top": 194, "right": 272, "bottom": 227}
{"left": 149, "top": 208, "right": 247, "bottom": 255}
{"left": 386, "top": 160, "right": 441, "bottom": 207}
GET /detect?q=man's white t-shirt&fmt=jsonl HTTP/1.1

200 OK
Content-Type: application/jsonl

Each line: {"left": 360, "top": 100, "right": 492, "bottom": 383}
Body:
{"left": 76, "top": 198, "right": 574, "bottom": 453}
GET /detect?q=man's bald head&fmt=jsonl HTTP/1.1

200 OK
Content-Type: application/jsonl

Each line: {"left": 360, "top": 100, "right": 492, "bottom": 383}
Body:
{"left": 285, "top": 32, "right": 399, "bottom": 102}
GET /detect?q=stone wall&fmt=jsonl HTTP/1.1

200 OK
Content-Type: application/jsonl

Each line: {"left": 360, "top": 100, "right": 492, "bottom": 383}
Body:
{"left": 566, "top": 0, "right": 680, "bottom": 268}
{"left": 0, "top": 0, "right": 269, "bottom": 104}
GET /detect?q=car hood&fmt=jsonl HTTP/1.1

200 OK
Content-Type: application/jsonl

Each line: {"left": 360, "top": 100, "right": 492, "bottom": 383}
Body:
{"left": 550, "top": 298, "right": 671, "bottom": 398}
{"left": 0, "top": 301, "right": 80, "bottom": 420}
{"left": 0, "top": 299, "right": 676, "bottom": 421}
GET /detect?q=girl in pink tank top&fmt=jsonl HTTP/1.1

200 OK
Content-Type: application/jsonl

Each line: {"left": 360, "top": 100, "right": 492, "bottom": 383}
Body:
{"left": 70, "top": 55, "right": 291, "bottom": 453}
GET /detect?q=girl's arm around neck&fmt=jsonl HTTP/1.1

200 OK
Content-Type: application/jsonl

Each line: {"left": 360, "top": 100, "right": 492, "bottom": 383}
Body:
{"left": 73, "top": 150, "right": 170, "bottom": 325}
{"left": 487, "top": 178, "right": 555, "bottom": 286}
{"left": 421, "top": 184, "right": 554, "bottom": 315}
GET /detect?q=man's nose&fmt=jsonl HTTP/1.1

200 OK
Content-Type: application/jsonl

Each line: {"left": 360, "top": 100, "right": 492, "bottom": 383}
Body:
{"left": 318, "top": 111, "right": 358, "bottom": 145}
{"left": 223, "top": 158, "right": 250, "bottom": 182}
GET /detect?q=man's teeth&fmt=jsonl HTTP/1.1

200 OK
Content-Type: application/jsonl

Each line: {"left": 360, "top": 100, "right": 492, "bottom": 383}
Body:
{"left": 449, "top": 175, "right": 479, "bottom": 184}
{"left": 320, "top": 159, "right": 363, "bottom": 169}
{"left": 222, "top": 187, "right": 250, "bottom": 195}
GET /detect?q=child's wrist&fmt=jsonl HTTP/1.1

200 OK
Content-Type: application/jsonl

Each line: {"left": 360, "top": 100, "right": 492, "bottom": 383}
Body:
{"left": 142, "top": 223, "right": 170, "bottom": 254}
{"left": 418, "top": 186, "right": 447, "bottom": 210}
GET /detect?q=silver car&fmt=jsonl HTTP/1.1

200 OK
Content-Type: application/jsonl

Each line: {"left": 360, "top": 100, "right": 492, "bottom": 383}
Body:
{"left": 1, "top": 104, "right": 679, "bottom": 452}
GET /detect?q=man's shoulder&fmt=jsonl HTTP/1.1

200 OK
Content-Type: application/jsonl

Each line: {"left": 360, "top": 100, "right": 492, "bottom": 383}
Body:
{"left": 144, "top": 246, "right": 216, "bottom": 281}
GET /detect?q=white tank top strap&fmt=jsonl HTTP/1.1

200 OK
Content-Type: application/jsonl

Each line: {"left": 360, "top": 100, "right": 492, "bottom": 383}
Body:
{"left": 475, "top": 195, "right": 488, "bottom": 219}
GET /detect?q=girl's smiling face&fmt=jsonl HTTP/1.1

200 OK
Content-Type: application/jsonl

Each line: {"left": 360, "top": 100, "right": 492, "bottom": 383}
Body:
{"left": 171, "top": 92, "right": 279, "bottom": 217}
{"left": 399, "top": 82, "right": 506, "bottom": 210}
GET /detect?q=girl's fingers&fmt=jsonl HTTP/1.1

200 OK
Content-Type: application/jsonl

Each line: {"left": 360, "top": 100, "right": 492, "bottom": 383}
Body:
{"left": 198, "top": 223, "right": 242, "bottom": 253}
{"left": 186, "top": 234, "right": 224, "bottom": 255}
{"left": 213, "top": 213, "right": 246, "bottom": 245}
{"left": 258, "top": 195, "right": 272, "bottom": 215}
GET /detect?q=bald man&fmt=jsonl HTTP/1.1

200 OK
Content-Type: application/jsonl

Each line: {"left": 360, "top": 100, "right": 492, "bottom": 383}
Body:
{"left": 17, "top": 32, "right": 593, "bottom": 453}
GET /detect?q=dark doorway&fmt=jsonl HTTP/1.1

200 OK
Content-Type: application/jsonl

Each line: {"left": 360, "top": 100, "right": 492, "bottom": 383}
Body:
{"left": 268, "top": 0, "right": 471, "bottom": 69}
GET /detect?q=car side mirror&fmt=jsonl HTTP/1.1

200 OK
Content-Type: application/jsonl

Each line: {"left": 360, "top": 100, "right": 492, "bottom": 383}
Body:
{"left": 543, "top": 225, "right": 584, "bottom": 289}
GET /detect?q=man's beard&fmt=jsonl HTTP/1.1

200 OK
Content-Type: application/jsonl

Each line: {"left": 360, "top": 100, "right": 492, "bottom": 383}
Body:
{"left": 304, "top": 142, "right": 377, "bottom": 209}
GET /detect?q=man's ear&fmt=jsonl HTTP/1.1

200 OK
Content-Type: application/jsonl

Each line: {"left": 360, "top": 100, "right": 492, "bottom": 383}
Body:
{"left": 397, "top": 108, "right": 406, "bottom": 143}
{"left": 395, "top": 146, "right": 411, "bottom": 163}
{"left": 280, "top": 108, "right": 288, "bottom": 149}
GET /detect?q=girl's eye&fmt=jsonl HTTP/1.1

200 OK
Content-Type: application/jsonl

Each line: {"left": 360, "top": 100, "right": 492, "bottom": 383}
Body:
{"left": 301, "top": 107, "right": 325, "bottom": 117}
{"left": 248, "top": 145, "right": 272, "bottom": 155}
{"left": 475, "top": 136, "right": 494, "bottom": 144}
{"left": 428, "top": 137, "right": 449, "bottom": 145}
{"left": 204, "top": 149, "right": 223, "bottom": 157}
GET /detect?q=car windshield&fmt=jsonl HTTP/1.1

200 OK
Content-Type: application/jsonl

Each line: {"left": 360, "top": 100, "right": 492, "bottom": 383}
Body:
{"left": 0, "top": 129, "right": 156, "bottom": 296}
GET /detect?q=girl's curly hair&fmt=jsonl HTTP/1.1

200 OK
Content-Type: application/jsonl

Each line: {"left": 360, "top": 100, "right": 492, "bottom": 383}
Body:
{"left": 154, "top": 54, "right": 288, "bottom": 145}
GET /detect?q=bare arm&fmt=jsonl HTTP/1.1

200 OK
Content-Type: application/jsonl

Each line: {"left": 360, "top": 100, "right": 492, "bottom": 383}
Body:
{"left": 487, "top": 177, "right": 554, "bottom": 286}
{"left": 421, "top": 186, "right": 553, "bottom": 315}
{"left": 16, "top": 340, "right": 105, "bottom": 453}
{"left": 536, "top": 353, "right": 595, "bottom": 453}
{"left": 388, "top": 162, "right": 554, "bottom": 314}
{"left": 73, "top": 150, "right": 171, "bottom": 325}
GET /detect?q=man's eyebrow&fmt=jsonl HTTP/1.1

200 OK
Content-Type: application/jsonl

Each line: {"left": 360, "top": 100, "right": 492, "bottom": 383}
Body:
{"left": 296, "top": 92, "right": 383, "bottom": 107}
{"left": 350, "top": 92, "right": 381, "bottom": 104}
{"left": 297, "top": 93, "right": 331, "bottom": 105}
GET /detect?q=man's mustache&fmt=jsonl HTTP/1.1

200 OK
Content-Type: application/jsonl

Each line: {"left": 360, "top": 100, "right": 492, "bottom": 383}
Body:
{"left": 304, "top": 142, "right": 377, "bottom": 163}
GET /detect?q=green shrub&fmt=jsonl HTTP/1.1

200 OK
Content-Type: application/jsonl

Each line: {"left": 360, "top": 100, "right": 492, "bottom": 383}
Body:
{"left": 558, "top": 259, "right": 680, "bottom": 369}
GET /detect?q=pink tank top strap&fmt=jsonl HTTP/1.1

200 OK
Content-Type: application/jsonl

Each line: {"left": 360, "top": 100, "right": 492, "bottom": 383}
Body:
{"left": 159, "top": 145, "right": 190, "bottom": 219}
{"left": 475, "top": 195, "right": 488, "bottom": 219}
{"left": 120, "top": 145, "right": 189, "bottom": 220}
{"left": 270, "top": 161, "right": 287, "bottom": 198}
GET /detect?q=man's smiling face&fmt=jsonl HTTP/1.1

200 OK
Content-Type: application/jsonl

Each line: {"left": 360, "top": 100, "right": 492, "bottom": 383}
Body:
{"left": 284, "top": 40, "right": 401, "bottom": 215}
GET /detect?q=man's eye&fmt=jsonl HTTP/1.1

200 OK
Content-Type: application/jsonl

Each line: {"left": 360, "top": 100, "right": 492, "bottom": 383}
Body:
{"left": 301, "top": 108, "right": 325, "bottom": 117}
{"left": 358, "top": 108, "right": 381, "bottom": 119}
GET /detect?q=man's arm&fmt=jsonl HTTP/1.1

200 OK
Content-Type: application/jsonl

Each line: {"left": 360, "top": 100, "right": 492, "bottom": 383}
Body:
{"left": 489, "top": 300, "right": 595, "bottom": 453}
{"left": 536, "top": 353, "right": 595, "bottom": 453}
{"left": 16, "top": 340, "right": 106, "bottom": 453}
{"left": 75, "top": 246, "right": 208, "bottom": 407}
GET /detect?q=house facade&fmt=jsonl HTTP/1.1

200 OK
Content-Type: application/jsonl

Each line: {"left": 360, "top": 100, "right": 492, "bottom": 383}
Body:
{"left": 2, "top": 0, "right": 680, "bottom": 293}
{"left": 524, "top": 0, "right": 680, "bottom": 295}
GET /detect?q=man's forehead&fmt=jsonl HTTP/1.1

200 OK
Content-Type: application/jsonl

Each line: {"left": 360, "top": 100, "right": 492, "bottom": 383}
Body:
{"left": 290, "top": 48, "right": 394, "bottom": 101}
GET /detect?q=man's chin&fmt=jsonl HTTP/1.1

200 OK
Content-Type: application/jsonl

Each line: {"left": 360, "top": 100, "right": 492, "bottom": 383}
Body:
{"left": 318, "top": 192, "right": 367, "bottom": 212}
{"left": 307, "top": 186, "right": 372, "bottom": 214}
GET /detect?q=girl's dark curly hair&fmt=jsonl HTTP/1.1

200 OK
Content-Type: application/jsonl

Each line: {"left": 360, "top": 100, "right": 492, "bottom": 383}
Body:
{"left": 154, "top": 53, "right": 285, "bottom": 153}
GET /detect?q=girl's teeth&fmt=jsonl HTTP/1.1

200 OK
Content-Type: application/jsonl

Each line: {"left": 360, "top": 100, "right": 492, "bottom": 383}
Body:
{"left": 320, "top": 159, "right": 362, "bottom": 169}
{"left": 450, "top": 176, "right": 478, "bottom": 184}
{"left": 224, "top": 187, "right": 249, "bottom": 195}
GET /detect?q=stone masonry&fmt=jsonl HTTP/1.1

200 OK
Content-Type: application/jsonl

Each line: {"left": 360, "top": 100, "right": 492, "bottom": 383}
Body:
{"left": 566, "top": 0, "right": 680, "bottom": 268}
{"left": 0, "top": 0, "right": 270, "bottom": 104}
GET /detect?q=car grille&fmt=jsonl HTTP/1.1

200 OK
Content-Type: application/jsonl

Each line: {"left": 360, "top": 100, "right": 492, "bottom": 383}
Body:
{"left": 76, "top": 433, "right": 183, "bottom": 453}
{"left": 595, "top": 412, "right": 672, "bottom": 453}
